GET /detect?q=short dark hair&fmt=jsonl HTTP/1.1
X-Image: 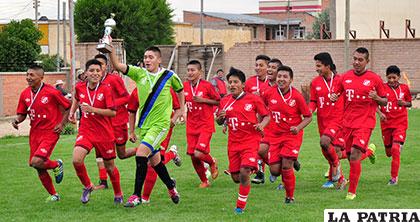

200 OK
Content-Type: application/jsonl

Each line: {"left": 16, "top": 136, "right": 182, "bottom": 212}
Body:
{"left": 216, "top": 68, "right": 224, "bottom": 73}
{"left": 187, "top": 60, "right": 202, "bottom": 70}
{"left": 28, "top": 64, "right": 44, "bottom": 75}
{"left": 226, "top": 67, "right": 246, "bottom": 83}
{"left": 355, "top": 47, "right": 369, "bottom": 59}
{"left": 255, "top": 55, "right": 271, "bottom": 63}
{"left": 269, "top": 58, "right": 282, "bottom": 67}
{"left": 94, "top": 54, "right": 108, "bottom": 64}
{"left": 145, "top": 46, "right": 161, "bottom": 57}
{"left": 277, "top": 65, "right": 294, "bottom": 79}
{"left": 314, "top": 52, "right": 334, "bottom": 67}
{"left": 386, "top": 65, "right": 401, "bottom": 76}
{"left": 85, "top": 59, "right": 103, "bottom": 70}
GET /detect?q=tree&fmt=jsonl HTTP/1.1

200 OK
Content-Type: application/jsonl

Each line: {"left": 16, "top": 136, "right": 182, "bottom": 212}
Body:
{"left": 0, "top": 19, "right": 42, "bottom": 71}
{"left": 310, "top": 9, "right": 330, "bottom": 39}
{"left": 74, "top": 0, "right": 174, "bottom": 64}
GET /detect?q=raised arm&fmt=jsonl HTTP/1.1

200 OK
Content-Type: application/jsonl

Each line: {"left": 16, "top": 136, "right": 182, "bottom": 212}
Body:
{"left": 109, "top": 46, "right": 128, "bottom": 74}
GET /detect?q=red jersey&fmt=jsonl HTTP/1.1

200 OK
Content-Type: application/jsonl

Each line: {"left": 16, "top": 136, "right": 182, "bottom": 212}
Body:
{"left": 219, "top": 92, "right": 269, "bottom": 147}
{"left": 309, "top": 74, "right": 344, "bottom": 131}
{"left": 337, "top": 70, "right": 386, "bottom": 129}
{"left": 184, "top": 79, "right": 220, "bottom": 134}
{"left": 379, "top": 83, "right": 411, "bottom": 130}
{"left": 17, "top": 83, "right": 70, "bottom": 130}
{"left": 244, "top": 75, "right": 269, "bottom": 95}
{"left": 128, "top": 88, "right": 180, "bottom": 113}
{"left": 262, "top": 87, "right": 311, "bottom": 134}
{"left": 211, "top": 77, "right": 227, "bottom": 97}
{"left": 75, "top": 82, "right": 115, "bottom": 142}
{"left": 101, "top": 72, "right": 129, "bottom": 126}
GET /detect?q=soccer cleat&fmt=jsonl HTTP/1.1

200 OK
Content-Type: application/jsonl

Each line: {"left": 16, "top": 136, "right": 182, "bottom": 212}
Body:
{"left": 269, "top": 174, "right": 277, "bottom": 183}
{"left": 223, "top": 169, "right": 231, "bottom": 176}
{"left": 124, "top": 195, "right": 141, "bottom": 207}
{"left": 53, "top": 159, "right": 64, "bottom": 184}
{"left": 293, "top": 160, "right": 301, "bottom": 172}
{"left": 331, "top": 163, "right": 342, "bottom": 182}
{"left": 251, "top": 171, "right": 265, "bottom": 184}
{"left": 345, "top": 192, "right": 356, "bottom": 200}
{"left": 168, "top": 188, "right": 180, "bottom": 204}
{"left": 234, "top": 207, "right": 244, "bottom": 214}
{"left": 276, "top": 183, "right": 284, "bottom": 190}
{"left": 210, "top": 158, "right": 219, "bottom": 180}
{"left": 45, "top": 194, "right": 60, "bottom": 203}
{"left": 204, "top": 163, "right": 211, "bottom": 179}
{"left": 95, "top": 180, "right": 108, "bottom": 190}
{"left": 81, "top": 186, "right": 93, "bottom": 204}
{"left": 285, "top": 197, "right": 295, "bottom": 204}
{"left": 169, "top": 145, "right": 182, "bottom": 167}
{"left": 114, "top": 196, "right": 124, "bottom": 205}
{"left": 336, "top": 179, "right": 348, "bottom": 191}
{"left": 322, "top": 180, "right": 335, "bottom": 188}
{"left": 368, "top": 143, "right": 377, "bottom": 164}
{"left": 388, "top": 177, "right": 398, "bottom": 185}
{"left": 199, "top": 181, "right": 210, "bottom": 188}
{"left": 141, "top": 198, "right": 150, "bottom": 204}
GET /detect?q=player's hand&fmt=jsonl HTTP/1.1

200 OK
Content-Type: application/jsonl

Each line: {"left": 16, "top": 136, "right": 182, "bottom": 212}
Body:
{"left": 11, "top": 119, "right": 19, "bottom": 130}
{"left": 53, "top": 123, "right": 64, "bottom": 134}
{"left": 379, "top": 112, "right": 387, "bottom": 121}
{"left": 368, "top": 90, "right": 379, "bottom": 100}
{"left": 329, "top": 93, "right": 339, "bottom": 102}
{"left": 397, "top": 99, "right": 405, "bottom": 106}
{"left": 129, "top": 131, "right": 137, "bottom": 143}
{"left": 217, "top": 110, "right": 226, "bottom": 119}
{"left": 68, "top": 112, "right": 76, "bottom": 124}
{"left": 193, "top": 96, "right": 205, "bottom": 103}
{"left": 222, "top": 124, "right": 227, "bottom": 134}
{"left": 290, "top": 126, "right": 299, "bottom": 135}
{"left": 170, "top": 117, "right": 177, "bottom": 128}
{"left": 81, "top": 103, "right": 94, "bottom": 113}
{"left": 254, "top": 123, "right": 264, "bottom": 132}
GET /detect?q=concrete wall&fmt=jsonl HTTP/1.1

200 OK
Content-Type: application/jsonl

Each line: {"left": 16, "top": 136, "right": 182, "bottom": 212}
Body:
{"left": 225, "top": 38, "right": 420, "bottom": 92}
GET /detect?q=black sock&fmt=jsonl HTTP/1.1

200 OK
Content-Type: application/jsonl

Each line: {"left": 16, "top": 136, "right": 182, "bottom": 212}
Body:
{"left": 153, "top": 162, "right": 175, "bottom": 190}
{"left": 133, "top": 156, "right": 148, "bottom": 197}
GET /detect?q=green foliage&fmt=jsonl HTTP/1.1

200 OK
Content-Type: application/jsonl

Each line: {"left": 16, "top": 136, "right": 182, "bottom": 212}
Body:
{"left": 37, "top": 54, "right": 66, "bottom": 72}
{"left": 61, "top": 123, "right": 76, "bottom": 135}
{"left": 310, "top": 9, "right": 330, "bottom": 39}
{"left": 0, "top": 19, "right": 42, "bottom": 71}
{"left": 74, "top": 0, "right": 174, "bottom": 64}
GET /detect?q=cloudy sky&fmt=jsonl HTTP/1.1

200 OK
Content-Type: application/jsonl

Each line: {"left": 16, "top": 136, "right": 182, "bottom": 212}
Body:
{"left": 0, "top": 0, "right": 259, "bottom": 22}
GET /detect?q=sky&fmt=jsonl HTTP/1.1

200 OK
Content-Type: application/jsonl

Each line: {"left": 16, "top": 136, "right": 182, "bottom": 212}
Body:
{"left": 0, "top": 0, "right": 260, "bottom": 23}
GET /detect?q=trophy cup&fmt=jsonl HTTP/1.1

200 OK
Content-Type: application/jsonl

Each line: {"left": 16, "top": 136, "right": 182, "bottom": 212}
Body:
{"left": 96, "top": 13, "right": 116, "bottom": 53}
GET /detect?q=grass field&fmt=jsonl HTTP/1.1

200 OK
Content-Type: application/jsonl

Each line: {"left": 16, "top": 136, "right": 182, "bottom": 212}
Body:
{"left": 1, "top": 109, "right": 419, "bottom": 222}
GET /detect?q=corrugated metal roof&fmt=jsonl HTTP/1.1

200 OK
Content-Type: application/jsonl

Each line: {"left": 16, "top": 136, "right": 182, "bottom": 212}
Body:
{"left": 197, "top": 11, "right": 281, "bottom": 25}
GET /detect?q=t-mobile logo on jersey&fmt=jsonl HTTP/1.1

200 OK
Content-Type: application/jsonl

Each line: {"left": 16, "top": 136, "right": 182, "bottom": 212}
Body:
{"left": 186, "top": 102, "right": 193, "bottom": 112}
{"left": 229, "top": 117, "right": 238, "bottom": 130}
{"left": 271, "top": 111, "right": 281, "bottom": 123}
{"left": 319, "top": 97, "right": 325, "bottom": 108}
{"left": 385, "top": 102, "right": 392, "bottom": 112}
{"left": 346, "top": 89, "right": 355, "bottom": 101}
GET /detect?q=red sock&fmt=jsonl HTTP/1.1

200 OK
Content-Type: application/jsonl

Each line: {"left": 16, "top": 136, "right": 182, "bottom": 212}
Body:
{"left": 236, "top": 184, "right": 250, "bottom": 209}
{"left": 385, "top": 147, "right": 392, "bottom": 157}
{"left": 197, "top": 153, "right": 215, "bottom": 166}
{"left": 348, "top": 160, "right": 362, "bottom": 194}
{"left": 163, "top": 151, "right": 175, "bottom": 164}
{"left": 281, "top": 168, "right": 295, "bottom": 198}
{"left": 361, "top": 149, "right": 373, "bottom": 161}
{"left": 391, "top": 143, "right": 401, "bottom": 178}
{"left": 38, "top": 170, "right": 56, "bottom": 195}
{"left": 99, "top": 167, "right": 107, "bottom": 181}
{"left": 108, "top": 167, "right": 122, "bottom": 196}
{"left": 142, "top": 165, "right": 158, "bottom": 200}
{"left": 73, "top": 163, "right": 92, "bottom": 188}
{"left": 191, "top": 156, "right": 208, "bottom": 183}
{"left": 43, "top": 159, "right": 59, "bottom": 170}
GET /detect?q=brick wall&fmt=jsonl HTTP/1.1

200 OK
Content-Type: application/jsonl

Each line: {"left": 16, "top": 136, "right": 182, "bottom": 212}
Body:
{"left": 0, "top": 72, "right": 67, "bottom": 117}
{"left": 183, "top": 11, "right": 227, "bottom": 25}
{"left": 225, "top": 39, "right": 420, "bottom": 92}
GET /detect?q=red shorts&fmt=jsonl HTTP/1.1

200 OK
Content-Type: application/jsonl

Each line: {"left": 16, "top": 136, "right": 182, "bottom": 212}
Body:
{"left": 228, "top": 148, "right": 258, "bottom": 173}
{"left": 75, "top": 135, "right": 116, "bottom": 160}
{"left": 114, "top": 124, "right": 128, "bottom": 146}
{"left": 160, "top": 127, "right": 174, "bottom": 151}
{"left": 341, "top": 127, "right": 373, "bottom": 153}
{"left": 186, "top": 132, "right": 213, "bottom": 155}
{"left": 268, "top": 131, "right": 303, "bottom": 164}
{"left": 321, "top": 124, "right": 345, "bottom": 149}
{"left": 29, "top": 130, "right": 59, "bottom": 164}
{"left": 381, "top": 128, "right": 406, "bottom": 148}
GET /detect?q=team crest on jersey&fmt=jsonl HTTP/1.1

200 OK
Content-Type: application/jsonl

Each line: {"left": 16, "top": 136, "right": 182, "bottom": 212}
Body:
{"left": 80, "top": 94, "right": 85, "bottom": 99}
{"left": 363, "top": 80, "right": 371, "bottom": 86}
{"left": 25, "top": 98, "right": 30, "bottom": 103}
{"left": 41, "top": 96, "right": 49, "bottom": 104}
{"left": 400, "top": 93, "right": 404, "bottom": 98}
{"left": 97, "top": 93, "right": 104, "bottom": 101}
{"left": 270, "top": 99, "right": 278, "bottom": 104}
{"left": 316, "top": 86, "right": 322, "bottom": 91}
{"left": 288, "top": 99, "right": 296, "bottom": 107}
{"left": 345, "top": 79, "right": 352, "bottom": 84}
{"left": 197, "top": 91, "right": 203, "bottom": 97}
{"left": 244, "top": 104, "right": 253, "bottom": 111}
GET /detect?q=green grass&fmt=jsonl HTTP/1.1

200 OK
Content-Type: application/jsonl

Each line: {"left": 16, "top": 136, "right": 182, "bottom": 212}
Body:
{"left": 1, "top": 109, "right": 420, "bottom": 221}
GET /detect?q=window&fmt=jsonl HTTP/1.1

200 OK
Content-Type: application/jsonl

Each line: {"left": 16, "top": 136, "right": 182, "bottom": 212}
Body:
{"left": 253, "top": 26, "right": 257, "bottom": 39}
{"left": 293, "top": 26, "right": 305, "bottom": 39}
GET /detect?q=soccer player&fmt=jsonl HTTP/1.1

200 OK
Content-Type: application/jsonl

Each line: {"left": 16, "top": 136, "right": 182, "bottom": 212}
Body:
{"left": 69, "top": 59, "right": 123, "bottom": 204}
{"left": 216, "top": 67, "right": 270, "bottom": 214}
{"left": 377, "top": 65, "right": 412, "bottom": 185}
{"left": 184, "top": 60, "right": 221, "bottom": 188}
{"left": 309, "top": 52, "right": 346, "bottom": 189}
{"left": 263, "top": 65, "right": 312, "bottom": 204}
{"left": 13, "top": 64, "right": 69, "bottom": 202}
{"left": 108, "top": 46, "right": 185, "bottom": 207}
{"left": 211, "top": 68, "right": 227, "bottom": 98}
{"left": 93, "top": 54, "right": 131, "bottom": 190}
{"left": 336, "top": 47, "right": 387, "bottom": 200}
{"left": 127, "top": 87, "right": 182, "bottom": 203}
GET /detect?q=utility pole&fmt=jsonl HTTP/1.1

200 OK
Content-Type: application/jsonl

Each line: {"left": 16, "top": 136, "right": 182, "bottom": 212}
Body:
{"left": 56, "top": 0, "right": 60, "bottom": 71}
{"left": 286, "top": 0, "right": 290, "bottom": 39}
{"left": 33, "top": 0, "right": 40, "bottom": 27}
{"left": 62, "top": 1, "right": 67, "bottom": 65}
{"left": 200, "top": 0, "right": 204, "bottom": 45}
{"left": 344, "top": 0, "right": 350, "bottom": 70}
{"left": 69, "top": 0, "right": 76, "bottom": 88}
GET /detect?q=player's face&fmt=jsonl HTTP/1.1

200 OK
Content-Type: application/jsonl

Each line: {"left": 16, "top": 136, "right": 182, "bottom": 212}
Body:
{"left": 386, "top": 73, "right": 400, "bottom": 87}
{"left": 315, "top": 60, "right": 331, "bottom": 76}
{"left": 143, "top": 50, "right": 161, "bottom": 73}
{"left": 85, "top": 64, "right": 103, "bottom": 85}
{"left": 26, "top": 69, "right": 43, "bottom": 88}
{"left": 96, "top": 58, "right": 107, "bottom": 72}
{"left": 276, "top": 70, "right": 293, "bottom": 90}
{"left": 267, "top": 62, "right": 279, "bottom": 82}
{"left": 255, "top": 59, "right": 268, "bottom": 78}
{"left": 228, "top": 75, "right": 244, "bottom": 96}
{"left": 187, "top": 64, "right": 202, "bottom": 82}
{"left": 352, "top": 52, "right": 369, "bottom": 74}
{"left": 217, "top": 70, "right": 224, "bottom": 78}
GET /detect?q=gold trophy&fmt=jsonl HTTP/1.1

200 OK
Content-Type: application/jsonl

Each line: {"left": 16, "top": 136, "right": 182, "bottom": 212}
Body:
{"left": 96, "top": 13, "right": 116, "bottom": 53}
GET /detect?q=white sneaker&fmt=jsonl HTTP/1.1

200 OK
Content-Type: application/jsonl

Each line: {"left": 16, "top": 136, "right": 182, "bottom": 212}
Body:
{"left": 169, "top": 145, "right": 182, "bottom": 167}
